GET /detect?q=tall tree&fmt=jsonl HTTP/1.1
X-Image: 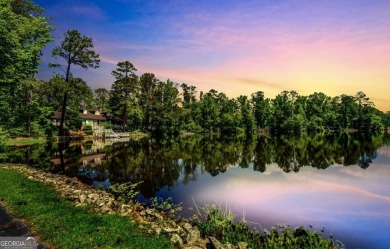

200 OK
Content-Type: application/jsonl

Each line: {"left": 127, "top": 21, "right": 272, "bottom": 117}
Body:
{"left": 383, "top": 112, "right": 390, "bottom": 131}
{"left": 51, "top": 30, "right": 100, "bottom": 136}
{"left": 354, "top": 91, "right": 373, "bottom": 130}
{"left": 237, "top": 95, "right": 255, "bottom": 134}
{"left": 94, "top": 88, "right": 109, "bottom": 110}
{"left": 110, "top": 61, "right": 137, "bottom": 128}
{"left": 251, "top": 91, "right": 270, "bottom": 129}
{"left": 139, "top": 73, "right": 159, "bottom": 131}
{"left": 153, "top": 80, "right": 180, "bottom": 135}
{"left": 0, "top": 0, "right": 52, "bottom": 136}
{"left": 0, "top": 0, "right": 52, "bottom": 85}
{"left": 199, "top": 90, "right": 220, "bottom": 133}
{"left": 67, "top": 78, "right": 94, "bottom": 109}
{"left": 337, "top": 94, "right": 357, "bottom": 129}
{"left": 37, "top": 75, "right": 67, "bottom": 109}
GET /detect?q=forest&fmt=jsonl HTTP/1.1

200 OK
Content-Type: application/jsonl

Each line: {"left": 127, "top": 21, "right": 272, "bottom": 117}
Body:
{"left": 1, "top": 0, "right": 390, "bottom": 141}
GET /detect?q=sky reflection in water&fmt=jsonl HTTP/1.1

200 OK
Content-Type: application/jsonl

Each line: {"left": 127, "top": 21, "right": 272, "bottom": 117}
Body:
{"left": 3, "top": 134, "right": 390, "bottom": 249}
{"left": 159, "top": 146, "right": 390, "bottom": 249}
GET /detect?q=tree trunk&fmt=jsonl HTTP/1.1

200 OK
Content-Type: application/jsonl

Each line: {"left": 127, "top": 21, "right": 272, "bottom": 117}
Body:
{"left": 59, "top": 92, "right": 68, "bottom": 137}
{"left": 26, "top": 88, "right": 32, "bottom": 136}
{"left": 59, "top": 60, "right": 71, "bottom": 137}
{"left": 122, "top": 103, "right": 127, "bottom": 130}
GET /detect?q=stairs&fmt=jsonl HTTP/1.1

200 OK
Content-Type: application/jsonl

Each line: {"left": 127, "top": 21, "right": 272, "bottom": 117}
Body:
{"left": 93, "top": 126, "right": 105, "bottom": 138}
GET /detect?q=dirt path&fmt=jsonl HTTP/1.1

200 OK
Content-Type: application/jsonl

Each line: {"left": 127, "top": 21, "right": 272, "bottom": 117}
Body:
{"left": 0, "top": 204, "right": 47, "bottom": 248}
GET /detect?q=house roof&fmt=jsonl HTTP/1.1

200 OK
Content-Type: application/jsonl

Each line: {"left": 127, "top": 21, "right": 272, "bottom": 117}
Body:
{"left": 51, "top": 111, "right": 63, "bottom": 120}
{"left": 80, "top": 112, "right": 106, "bottom": 121}
{"left": 51, "top": 110, "right": 106, "bottom": 121}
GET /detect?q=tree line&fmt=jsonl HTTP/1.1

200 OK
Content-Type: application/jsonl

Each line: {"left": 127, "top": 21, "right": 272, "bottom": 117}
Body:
{"left": 1, "top": 0, "right": 390, "bottom": 140}
{"left": 3, "top": 133, "right": 389, "bottom": 196}
{"left": 106, "top": 61, "right": 390, "bottom": 135}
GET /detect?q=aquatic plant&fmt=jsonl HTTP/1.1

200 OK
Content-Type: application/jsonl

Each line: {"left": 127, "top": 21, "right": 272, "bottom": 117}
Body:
{"left": 191, "top": 201, "right": 342, "bottom": 249}
{"left": 149, "top": 196, "right": 183, "bottom": 220}
{"left": 107, "top": 181, "right": 142, "bottom": 203}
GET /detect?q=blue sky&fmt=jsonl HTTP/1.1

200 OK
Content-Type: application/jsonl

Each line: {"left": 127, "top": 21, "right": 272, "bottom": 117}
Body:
{"left": 34, "top": 0, "right": 390, "bottom": 110}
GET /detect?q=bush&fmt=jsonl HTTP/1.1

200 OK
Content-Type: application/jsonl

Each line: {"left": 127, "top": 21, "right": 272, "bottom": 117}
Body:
{"left": 107, "top": 182, "right": 142, "bottom": 203}
{"left": 83, "top": 125, "right": 93, "bottom": 135}
{"left": 0, "top": 127, "right": 9, "bottom": 149}
{"left": 30, "top": 121, "right": 46, "bottom": 138}
{"left": 193, "top": 204, "right": 339, "bottom": 249}
{"left": 100, "top": 122, "right": 113, "bottom": 129}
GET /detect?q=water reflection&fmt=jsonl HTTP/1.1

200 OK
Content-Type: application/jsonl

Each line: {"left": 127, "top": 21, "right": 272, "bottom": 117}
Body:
{"left": 2, "top": 132, "right": 390, "bottom": 248}
{"left": 1, "top": 133, "right": 389, "bottom": 196}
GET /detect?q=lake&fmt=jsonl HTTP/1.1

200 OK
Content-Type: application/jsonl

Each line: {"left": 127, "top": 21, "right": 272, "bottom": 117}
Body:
{"left": 2, "top": 132, "right": 390, "bottom": 249}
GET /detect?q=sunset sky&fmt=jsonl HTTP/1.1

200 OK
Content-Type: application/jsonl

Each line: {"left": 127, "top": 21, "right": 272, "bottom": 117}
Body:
{"left": 34, "top": 0, "right": 390, "bottom": 111}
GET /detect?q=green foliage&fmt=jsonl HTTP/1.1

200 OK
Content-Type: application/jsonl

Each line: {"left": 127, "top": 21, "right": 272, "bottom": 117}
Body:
{"left": 261, "top": 226, "right": 342, "bottom": 249}
{"left": 0, "top": 169, "right": 170, "bottom": 248}
{"left": 83, "top": 124, "right": 93, "bottom": 135}
{"left": 109, "top": 61, "right": 138, "bottom": 128}
{"left": 68, "top": 78, "right": 94, "bottom": 109}
{"left": 94, "top": 88, "right": 109, "bottom": 110}
{"left": 237, "top": 95, "right": 255, "bottom": 134}
{"left": 0, "top": 127, "right": 9, "bottom": 150}
{"left": 36, "top": 74, "right": 66, "bottom": 109}
{"left": 383, "top": 112, "right": 390, "bottom": 129}
{"left": 0, "top": 0, "right": 52, "bottom": 85}
{"left": 67, "top": 108, "right": 82, "bottom": 130}
{"left": 51, "top": 29, "right": 100, "bottom": 136}
{"left": 0, "top": 0, "right": 52, "bottom": 137}
{"left": 51, "top": 30, "right": 100, "bottom": 73}
{"left": 251, "top": 91, "right": 270, "bottom": 129}
{"left": 370, "top": 114, "right": 384, "bottom": 131}
{"left": 1, "top": 0, "right": 388, "bottom": 138}
{"left": 194, "top": 205, "right": 338, "bottom": 249}
{"left": 100, "top": 121, "right": 113, "bottom": 129}
{"left": 107, "top": 181, "right": 143, "bottom": 203}
{"left": 149, "top": 197, "right": 182, "bottom": 219}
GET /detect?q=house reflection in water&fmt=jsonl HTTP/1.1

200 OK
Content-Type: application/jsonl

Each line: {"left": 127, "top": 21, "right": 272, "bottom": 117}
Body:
{"left": 80, "top": 153, "right": 106, "bottom": 167}
{"left": 50, "top": 138, "right": 130, "bottom": 169}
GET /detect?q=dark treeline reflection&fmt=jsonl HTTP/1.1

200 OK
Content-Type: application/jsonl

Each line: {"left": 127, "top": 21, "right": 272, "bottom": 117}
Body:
{"left": 1, "top": 133, "right": 390, "bottom": 197}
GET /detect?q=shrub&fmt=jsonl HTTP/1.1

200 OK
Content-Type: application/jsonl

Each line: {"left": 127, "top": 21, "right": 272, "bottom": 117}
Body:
{"left": 193, "top": 203, "right": 339, "bottom": 249}
{"left": 0, "top": 127, "right": 9, "bottom": 149}
{"left": 107, "top": 182, "right": 142, "bottom": 203}
{"left": 30, "top": 121, "right": 46, "bottom": 138}
{"left": 100, "top": 122, "right": 113, "bottom": 129}
{"left": 83, "top": 125, "right": 93, "bottom": 135}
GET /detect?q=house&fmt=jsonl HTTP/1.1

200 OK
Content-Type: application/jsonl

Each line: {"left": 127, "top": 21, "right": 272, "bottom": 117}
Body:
{"left": 51, "top": 108, "right": 107, "bottom": 129}
{"left": 80, "top": 109, "right": 106, "bottom": 128}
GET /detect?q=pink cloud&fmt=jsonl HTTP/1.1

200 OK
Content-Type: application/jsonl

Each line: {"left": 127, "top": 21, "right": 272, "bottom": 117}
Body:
{"left": 61, "top": 1, "right": 390, "bottom": 110}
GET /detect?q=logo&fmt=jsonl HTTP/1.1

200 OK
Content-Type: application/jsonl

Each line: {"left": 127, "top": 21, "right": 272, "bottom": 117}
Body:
{"left": 0, "top": 237, "right": 37, "bottom": 249}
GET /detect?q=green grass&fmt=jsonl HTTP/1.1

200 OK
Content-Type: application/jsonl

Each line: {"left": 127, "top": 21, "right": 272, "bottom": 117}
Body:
{"left": 0, "top": 168, "right": 170, "bottom": 249}
{"left": 195, "top": 206, "right": 342, "bottom": 249}
{"left": 6, "top": 138, "right": 48, "bottom": 146}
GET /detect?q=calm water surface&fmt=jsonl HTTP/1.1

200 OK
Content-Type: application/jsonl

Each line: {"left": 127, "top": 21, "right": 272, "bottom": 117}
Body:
{"left": 2, "top": 133, "right": 390, "bottom": 249}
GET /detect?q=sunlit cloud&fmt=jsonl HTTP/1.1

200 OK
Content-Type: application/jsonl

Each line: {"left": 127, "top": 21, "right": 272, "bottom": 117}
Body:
{"left": 35, "top": 0, "right": 390, "bottom": 110}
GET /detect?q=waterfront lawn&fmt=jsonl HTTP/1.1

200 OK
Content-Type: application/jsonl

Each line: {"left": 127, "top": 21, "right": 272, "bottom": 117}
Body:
{"left": 0, "top": 168, "right": 170, "bottom": 249}
{"left": 6, "top": 138, "right": 47, "bottom": 146}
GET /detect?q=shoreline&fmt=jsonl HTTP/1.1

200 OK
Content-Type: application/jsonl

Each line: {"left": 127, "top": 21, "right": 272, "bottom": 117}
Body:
{"left": 0, "top": 164, "right": 339, "bottom": 249}
{"left": 0, "top": 164, "right": 217, "bottom": 248}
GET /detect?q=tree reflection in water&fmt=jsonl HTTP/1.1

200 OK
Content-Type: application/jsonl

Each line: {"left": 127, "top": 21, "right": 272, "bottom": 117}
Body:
{"left": 1, "top": 132, "right": 389, "bottom": 197}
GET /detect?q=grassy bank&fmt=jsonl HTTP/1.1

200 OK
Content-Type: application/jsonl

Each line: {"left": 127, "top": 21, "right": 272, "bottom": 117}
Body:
{"left": 0, "top": 168, "right": 170, "bottom": 249}
{"left": 6, "top": 138, "right": 48, "bottom": 146}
